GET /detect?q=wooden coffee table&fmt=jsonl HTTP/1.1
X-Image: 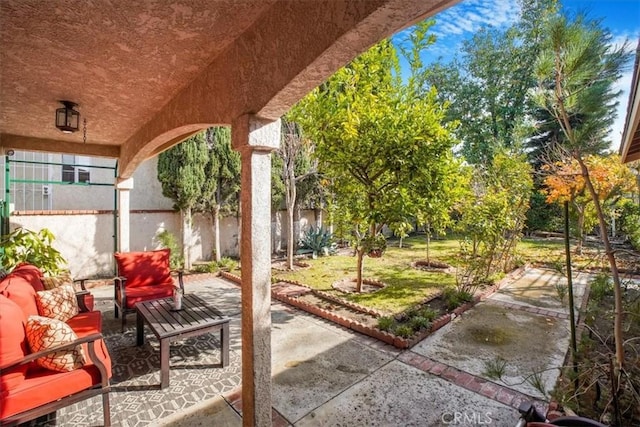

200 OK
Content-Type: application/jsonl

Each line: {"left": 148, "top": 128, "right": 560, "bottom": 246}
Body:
{"left": 135, "top": 294, "right": 230, "bottom": 389}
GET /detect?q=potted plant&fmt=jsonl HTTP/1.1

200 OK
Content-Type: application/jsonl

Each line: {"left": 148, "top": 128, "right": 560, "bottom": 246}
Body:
{"left": 1, "top": 227, "right": 68, "bottom": 276}
{"left": 362, "top": 233, "right": 387, "bottom": 258}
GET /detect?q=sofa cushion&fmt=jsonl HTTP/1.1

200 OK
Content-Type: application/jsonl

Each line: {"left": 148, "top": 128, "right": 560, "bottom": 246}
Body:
{"left": 35, "top": 284, "right": 79, "bottom": 322}
{"left": 115, "top": 249, "right": 174, "bottom": 288}
{"left": 0, "top": 356, "right": 109, "bottom": 420}
{"left": 40, "top": 272, "right": 73, "bottom": 290}
{"left": 0, "top": 277, "right": 39, "bottom": 318}
{"left": 25, "top": 316, "right": 85, "bottom": 372}
{"left": 0, "top": 295, "right": 29, "bottom": 391}
{"left": 66, "top": 311, "right": 112, "bottom": 378}
{"left": 67, "top": 310, "right": 103, "bottom": 337}
{"left": 66, "top": 310, "right": 112, "bottom": 374}
{"left": 122, "top": 284, "right": 175, "bottom": 309}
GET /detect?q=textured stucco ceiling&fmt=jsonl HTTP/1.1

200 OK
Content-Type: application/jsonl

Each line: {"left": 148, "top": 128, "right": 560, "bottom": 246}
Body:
{"left": 1, "top": 0, "right": 275, "bottom": 146}
{"left": 0, "top": 0, "right": 460, "bottom": 176}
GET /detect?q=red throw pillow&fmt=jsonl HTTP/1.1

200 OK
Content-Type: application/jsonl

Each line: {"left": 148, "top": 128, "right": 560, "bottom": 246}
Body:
{"left": 0, "top": 295, "right": 29, "bottom": 391}
{"left": 0, "top": 278, "right": 39, "bottom": 318}
{"left": 114, "top": 249, "right": 173, "bottom": 288}
{"left": 11, "top": 263, "right": 44, "bottom": 292}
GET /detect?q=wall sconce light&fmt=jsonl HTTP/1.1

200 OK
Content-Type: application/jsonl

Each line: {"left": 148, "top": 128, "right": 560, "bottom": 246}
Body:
{"left": 55, "top": 101, "right": 80, "bottom": 133}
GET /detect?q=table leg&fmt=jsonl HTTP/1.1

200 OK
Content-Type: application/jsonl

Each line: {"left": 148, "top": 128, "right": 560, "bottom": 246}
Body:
{"left": 136, "top": 312, "right": 144, "bottom": 346}
{"left": 160, "top": 339, "right": 170, "bottom": 389}
{"left": 221, "top": 322, "right": 230, "bottom": 367}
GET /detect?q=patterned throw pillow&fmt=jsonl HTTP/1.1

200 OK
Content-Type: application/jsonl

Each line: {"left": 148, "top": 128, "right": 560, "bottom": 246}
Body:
{"left": 40, "top": 272, "right": 73, "bottom": 290}
{"left": 25, "top": 315, "right": 85, "bottom": 372}
{"left": 35, "top": 284, "right": 79, "bottom": 322}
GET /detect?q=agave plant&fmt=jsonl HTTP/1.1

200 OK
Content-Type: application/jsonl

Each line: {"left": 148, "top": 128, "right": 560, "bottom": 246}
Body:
{"left": 299, "top": 226, "right": 333, "bottom": 256}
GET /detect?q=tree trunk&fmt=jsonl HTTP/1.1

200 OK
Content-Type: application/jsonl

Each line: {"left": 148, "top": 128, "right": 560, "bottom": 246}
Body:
{"left": 286, "top": 204, "right": 295, "bottom": 270}
{"left": 315, "top": 208, "right": 323, "bottom": 228}
{"left": 577, "top": 156, "right": 625, "bottom": 369}
{"left": 293, "top": 207, "right": 301, "bottom": 249}
{"left": 212, "top": 205, "right": 221, "bottom": 262}
{"left": 236, "top": 193, "right": 241, "bottom": 258}
{"left": 575, "top": 202, "right": 584, "bottom": 255}
{"left": 182, "top": 207, "right": 192, "bottom": 269}
{"left": 272, "top": 210, "right": 282, "bottom": 255}
{"left": 426, "top": 222, "right": 431, "bottom": 264}
{"left": 356, "top": 248, "right": 364, "bottom": 293}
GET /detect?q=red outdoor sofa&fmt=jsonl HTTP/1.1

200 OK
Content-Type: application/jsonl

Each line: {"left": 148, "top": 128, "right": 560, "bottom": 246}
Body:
{"left": 0, "top": 263, "right": 111, "bottom": 426}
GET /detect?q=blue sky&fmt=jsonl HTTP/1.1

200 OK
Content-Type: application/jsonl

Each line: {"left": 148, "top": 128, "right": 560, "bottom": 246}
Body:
{"left": 402, "top": 0, "right": 640, "bottom": 151}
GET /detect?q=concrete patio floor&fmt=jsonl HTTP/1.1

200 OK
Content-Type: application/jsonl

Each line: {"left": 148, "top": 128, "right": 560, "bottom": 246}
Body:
{"left": 37, "top": 267, "right": 589, "bottom": 427}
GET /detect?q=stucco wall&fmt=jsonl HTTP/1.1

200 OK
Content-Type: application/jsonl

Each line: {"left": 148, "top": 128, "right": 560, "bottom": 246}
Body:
{"left": 129, "top": 158, "right": 174, "bottom": 210}
{"left": 5, "top": 150, "right": 324, "bottom": 277}
{"left": 9, "top": 212, "right": 117, "bottom": 277}
{"left": 9, "top": 208, "right": 321, "bottom": 278}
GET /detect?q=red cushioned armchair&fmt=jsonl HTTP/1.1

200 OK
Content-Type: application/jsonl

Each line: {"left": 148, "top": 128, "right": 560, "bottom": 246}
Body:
{"left": 113, "top": 249, "right": 184, "bottom": 330}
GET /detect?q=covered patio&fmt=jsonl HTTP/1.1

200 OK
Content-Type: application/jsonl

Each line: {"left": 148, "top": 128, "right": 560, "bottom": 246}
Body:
{"left": 0, "top": 1, "right": 459, "bottom": 425}
{"left": 42, "top": 271, "right": 558, "bottom": 426}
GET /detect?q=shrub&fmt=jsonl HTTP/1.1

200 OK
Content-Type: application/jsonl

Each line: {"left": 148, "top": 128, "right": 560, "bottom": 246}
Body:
{"left": 193, "top": 262, "right": 219, "bottom": 274}
{"left": 418, "top": 307, "right": 439, "bottom": 322}
{"left": 619, "top": 199, "right": 640, "bottom": 251}
{"left": 377, "top": 316, "right": 394, "bottom": 332}
{"left": 589, "top": 273, "right": 613, "bottom": 302}
{"left": 443, "top": 288, "right": 473, "bottom": 311}
{"left": 409, "top": 316, "right": 431, "bottom": 331}
{"left": 394, "top": 325, "right": 414, "bottom": 338}
{"left": 454, "top": 240, "right": 487, "bottom": 295}
{"left": 155, "top": 230, "right": 184, "bottom": 270}
{"left": 1, "top": 228, "right": 67, "bottom": 276}
{"left": 218, "top": 257, "right": 238, "bottom": 272}
{"left": 404, "top": 307, "right": 419, "bottom": 319}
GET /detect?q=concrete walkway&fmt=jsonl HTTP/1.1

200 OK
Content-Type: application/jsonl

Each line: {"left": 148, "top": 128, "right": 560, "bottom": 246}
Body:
{"left": 84, "top": 267, "right": 590, "bottom": 427}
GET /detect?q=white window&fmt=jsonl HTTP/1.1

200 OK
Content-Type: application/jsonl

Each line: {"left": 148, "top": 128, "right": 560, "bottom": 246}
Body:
{"left": 62, "top": 155, "right": 90, "bottom": 184}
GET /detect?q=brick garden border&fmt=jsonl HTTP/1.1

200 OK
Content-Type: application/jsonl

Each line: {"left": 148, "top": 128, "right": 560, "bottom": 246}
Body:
{"left": 220, "top": 265, "right": 529, "bottom": 349}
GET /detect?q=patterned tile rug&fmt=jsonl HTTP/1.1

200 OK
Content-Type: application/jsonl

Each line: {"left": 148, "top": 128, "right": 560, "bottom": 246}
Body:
{"left": 28, "top": 279, "right": 243, "bottom": 427}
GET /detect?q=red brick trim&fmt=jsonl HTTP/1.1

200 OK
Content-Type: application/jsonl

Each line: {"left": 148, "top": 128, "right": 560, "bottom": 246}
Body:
{"left": 399, "top": 351, "right": 543, "bottom": 410}
{"left": 12, "top": 209, "right": 176, "bottom": 216}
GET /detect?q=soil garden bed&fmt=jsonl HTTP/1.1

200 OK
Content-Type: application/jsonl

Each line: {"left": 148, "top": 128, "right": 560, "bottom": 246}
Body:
{"left": 553, "top": 279, "right": 640, "bottom": 425}
{"left": 410, "top": 259, "right": 455, "bottom": 274}
{"left": 332, "top": 277, "right": 386, "bottom": 293}
{"left": 269, "top": 278, "right": 503, "bottom": 349}
{"left": 271, "top": 260, "right": 311, "bottom": 271}
{"left": 221, "top": 266, "right": 526, "bottom": 349}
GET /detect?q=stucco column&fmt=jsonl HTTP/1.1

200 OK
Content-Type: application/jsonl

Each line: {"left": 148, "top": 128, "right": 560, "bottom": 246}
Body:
{"left": 232, "top": 114, "right": 280, "bottom": 427}
{"left": 116, "top": 178, "right": 134, "bottom": 253}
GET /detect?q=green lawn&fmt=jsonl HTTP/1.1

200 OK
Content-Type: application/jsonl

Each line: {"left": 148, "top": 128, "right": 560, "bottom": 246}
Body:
{"left": 518, "top": 237, "right": 615, "bottom": 271}
{"left": 274, "top": 235, "right": 569, "bottom": 315}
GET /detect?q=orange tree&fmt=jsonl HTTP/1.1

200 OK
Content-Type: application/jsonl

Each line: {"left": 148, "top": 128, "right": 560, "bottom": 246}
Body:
{"left": 291, "top": 23, "right": 458, "bottom": 292}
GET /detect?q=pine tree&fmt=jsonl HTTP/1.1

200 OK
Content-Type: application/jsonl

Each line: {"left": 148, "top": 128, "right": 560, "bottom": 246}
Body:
{"left": 532, "top": 12, "right": 632, "bottom": 369}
